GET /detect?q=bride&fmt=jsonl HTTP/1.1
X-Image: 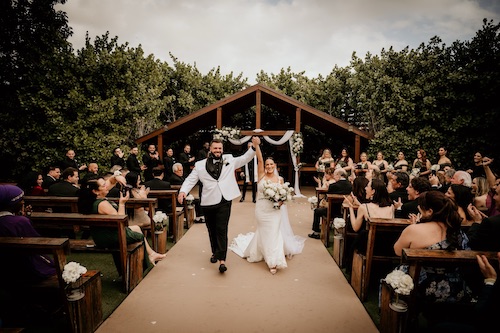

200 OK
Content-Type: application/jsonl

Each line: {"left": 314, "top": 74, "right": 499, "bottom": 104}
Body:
{"left": 229, "top": 141, "right": 305, "bottom": 275}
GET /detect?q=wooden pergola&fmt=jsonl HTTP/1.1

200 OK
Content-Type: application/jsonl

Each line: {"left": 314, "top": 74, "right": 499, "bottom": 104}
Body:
{"left": 136, "top": 83, "right": 373, "bottom": 179}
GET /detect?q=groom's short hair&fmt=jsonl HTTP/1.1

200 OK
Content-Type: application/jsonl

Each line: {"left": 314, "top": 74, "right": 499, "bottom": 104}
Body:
{"left": 211, "top": 139, "right": 223, "bottom": 146}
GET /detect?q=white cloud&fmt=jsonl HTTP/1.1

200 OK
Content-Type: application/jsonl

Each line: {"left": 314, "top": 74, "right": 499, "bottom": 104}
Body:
{"left": 56, "top": 0, "right": 500, "bottom": 83}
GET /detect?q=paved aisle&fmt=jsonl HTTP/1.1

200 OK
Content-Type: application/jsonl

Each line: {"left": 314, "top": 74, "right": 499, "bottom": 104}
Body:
{"left": 96, "top": 188, "right": 379, "bottom": 333}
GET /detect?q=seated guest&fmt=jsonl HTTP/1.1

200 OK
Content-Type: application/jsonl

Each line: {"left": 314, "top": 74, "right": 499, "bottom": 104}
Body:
{"left": 467, "top": 184, "right": 500, "bottom": 251}
{"left": 0, "top": 185, "right": 56, "bottom": 282}
{"left": 472, "top": 176, "right": 490, "bottom": 213}
{"left": 395, "top": 176, "right": 431, "bottom": 218}
{"left": 18, "top": 171, "right": 45, "bottom": 196}
{"left": 388, "top": 171, "right": 409, "bottom": 204}
{"left": 124, "top": 171, "right": 151, "bottom": 228}
{"left": 144, "top": 167, "right": 172, "bottom": 214}
{"left": 77, "top": 176, "right": 166, "bottom": 270}
{"left": 450, "top": 170, "right": 472, "bottom": 187}
{"left": 445, "top": 184, "right": 474, "bottom": 224}
{"left": 42, "top": 165, "right": 61, "bottom": 189}
{"left": 80, "top": 162, "right": 99, "bottom": 185}
{"left": 47, "top": 167, "right": 80, "bottom": 197}
{"left": 308, "top": 168, "right": 352, "bottom": 239}
{"left": 393, "top": 191, "right": 472, "bottom": 319}
{"left": 169, "top": 163, "right": 185, "bottom": 185}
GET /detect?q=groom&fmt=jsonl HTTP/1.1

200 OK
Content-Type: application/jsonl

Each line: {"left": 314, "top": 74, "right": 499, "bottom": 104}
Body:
{"left": 178, "top": 136, "right": 261, "bottom": 273}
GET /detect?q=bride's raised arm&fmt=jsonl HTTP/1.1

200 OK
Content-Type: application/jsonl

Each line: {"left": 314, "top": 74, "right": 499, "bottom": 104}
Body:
{"left": 254, "top": 137, "right": 265, "bottom": 179}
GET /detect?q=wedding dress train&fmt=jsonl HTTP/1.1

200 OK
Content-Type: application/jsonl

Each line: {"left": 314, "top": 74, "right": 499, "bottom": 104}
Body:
{"left": 229, "top": 180, "right": 305, "bottom": 270}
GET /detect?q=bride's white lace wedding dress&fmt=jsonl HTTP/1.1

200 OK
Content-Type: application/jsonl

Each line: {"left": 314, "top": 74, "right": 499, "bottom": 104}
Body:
{"left": 229, "top": 179, "right": 305, "bottom": 270}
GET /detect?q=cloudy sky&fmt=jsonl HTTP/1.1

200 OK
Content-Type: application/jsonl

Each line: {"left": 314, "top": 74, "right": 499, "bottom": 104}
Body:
{"left": 57, "top": 0, "right": 500, "bottom": 83}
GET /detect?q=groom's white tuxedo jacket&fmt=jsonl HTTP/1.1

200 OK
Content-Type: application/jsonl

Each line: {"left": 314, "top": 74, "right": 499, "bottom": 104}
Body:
{"left": 179, "top": 148, "right": 256, "bottom": 206}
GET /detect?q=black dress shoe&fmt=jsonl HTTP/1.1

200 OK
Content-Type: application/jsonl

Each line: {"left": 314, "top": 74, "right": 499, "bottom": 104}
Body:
{"left": 252, "top": 199, "right": 256, "bottom": 203}
{"left": 219, "top": 264, "right": 227, "bottom": 273}
{"left": 239, "top": 197, "right": 245, "bottom": 202}
{"left": 308, "top": 233, "right": 320, "bottom": 239}
{"left": 210, "top": 255, "right": 217, "bottom": 263}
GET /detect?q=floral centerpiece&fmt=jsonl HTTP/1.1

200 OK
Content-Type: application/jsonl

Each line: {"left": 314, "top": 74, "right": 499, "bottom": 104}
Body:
{"left": 153, "top": 211, "right": 169, "bottom": 234}
{"left": 262, "top": 180, "right": 294, "bottom": 209}
{"left": 291, "top": 132, "right": 303, "bottom": 156}
{"left": 307, "top": 196, "right": 318, "bottom": 209}
{"left": 63, "top": 261, "right": 87, "bottom": 301}
{"left": 212, "top": 126, "right": 240, "bottom": 142}
{"left": 185, "top": 194, "right": 195, "bottom": 209}
{"left": 384, "top": 268, "right": 414, "bottom": 312}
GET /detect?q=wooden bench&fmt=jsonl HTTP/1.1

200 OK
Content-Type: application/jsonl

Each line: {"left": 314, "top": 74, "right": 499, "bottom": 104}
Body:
{"left": 321, "top": 194, "right": 346, "bottom": 247}
{"left": 379, "top": 249, "right": 498, "bottom": 333}
{"left": 24, "top": 196, "right": 160, "bottom": 252}
{"left": 147, "top": 189, "right": 187, "bottom": 245}
{"left": 0, "top": 237, "right": 103, "bottom": 333}
{"left": 29, "top": 212, "right": 144, "bottom": 293}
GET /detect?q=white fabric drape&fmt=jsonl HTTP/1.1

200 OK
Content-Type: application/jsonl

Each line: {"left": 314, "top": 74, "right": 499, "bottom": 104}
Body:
{"left": 227, "top": 129, "right": 304, "bottom": 197}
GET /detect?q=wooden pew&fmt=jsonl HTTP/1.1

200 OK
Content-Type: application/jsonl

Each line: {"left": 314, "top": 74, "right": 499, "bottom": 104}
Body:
{"left": 24, "top": 195, "right": 159, "bottom": 253}
{"left": 29, "top": 212, "right": 144, "bottom": 293}
{"left": 379, "top": 248, "right": 498, "bottom": 333}
{"left": 321, "top": 194, "right": 345, "bottom": 247}
{"left": 0, "top": 237, "right": 103, "bottom": 333}
{"left": 147, "top": 189, "right": 187, "bottom": 244}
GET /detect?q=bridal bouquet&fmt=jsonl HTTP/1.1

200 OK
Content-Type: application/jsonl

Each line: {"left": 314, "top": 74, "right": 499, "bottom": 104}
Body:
{"left": 262, "top": 180, "right": 294, "bottom": 209}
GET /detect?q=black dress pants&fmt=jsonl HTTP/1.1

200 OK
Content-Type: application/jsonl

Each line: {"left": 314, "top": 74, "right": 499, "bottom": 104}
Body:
{"left": 203, "top": 200, "right": 232, "bottom": 261}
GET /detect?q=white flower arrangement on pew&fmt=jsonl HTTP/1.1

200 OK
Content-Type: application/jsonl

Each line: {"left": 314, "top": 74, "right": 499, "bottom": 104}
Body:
{"left": 153, "top": 211, "right": 169, "bottom": 233}
{"left": 384, "top": 268, "right": 414, "bottom": 312}
{"left": 63, "top": 261, "right": 87, "bottom": 301}
{"left": 185, "top": 194, "right": 195, "bottom": 209}
{"left": 262, "top": 180, "right": 294, "bottom": 209}
{"left": 291, "top": 132, "right": 304, "bottom": 156}
{"left": 213, "top": 126, "right": 240, "bottom": 141}
{"left": 333, "top": 217, "right": 346, "bottom": 229}
{"left": 307, "top": 196, "right": 318, "bottom": 210}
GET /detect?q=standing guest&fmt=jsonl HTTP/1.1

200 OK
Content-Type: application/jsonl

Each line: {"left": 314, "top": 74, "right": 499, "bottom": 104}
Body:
{"left": 436, "top": 146, "right": 453, "bottom": 170}
{"left": 126, "top": 146, "right": 146, "bottom": 180}
{"left": 196, "top": 142, "right": 210, "bottom": 161}
{"left": 0, "top": 185, "right": 56, "bottom": 282}
{"left": 78, "top": 177, "right": 166, "bottom": 269}
{"left": 394, "top": 151, "right": 409, "bottom": 172}
{"left": 178, "top": 137, "right": 260, "bottom": 274}
{"left": 308, "top": 168, "right": 352, "bottom": 239}
{"left": 354, "top": 152, "right": 372, "bottom": 178}
{"left": 315, "top": 148, "right": 335, "bottom": 182}
{"left": 412, "top": 149, "right": 432, "bottom": 177}
{"left": 169, "top": 163, "right": 185, "bottom": 186}
{"left": 110, "top": 147, "right": 126, "bottom": 168}
{"left": 48, "top": 167, "right": 80, "bottom": 197}
{"left": 336, "top": 148, "right": 355, "bottom": 177}
{"left": 394, "top": 176, "right": 431, "bottom": 218}
{"left": 60, "top": 149, "right": 87, "bottom": 173}
{"left": 163, "top": 148, "right": 176, "bottom": 180}
{"left": 239, "top": 141, "right": 258, "bottom": 203}
{"left": 372, "top": 151, "right": 389, "bottom": 184}
{"left": 466, "top": 151, "right": 487, "bottom": 179}
{"left": 178, "top": 144, "right": 195, "bottom": 178}
{"left": 18, "top": 171, "right": 45, "bottom": 196}
{"left": 142, "top": 144, "right": 163, "bottom": 182}
{"left": 42, "top": 166, "right": 61, "bottom": 189}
